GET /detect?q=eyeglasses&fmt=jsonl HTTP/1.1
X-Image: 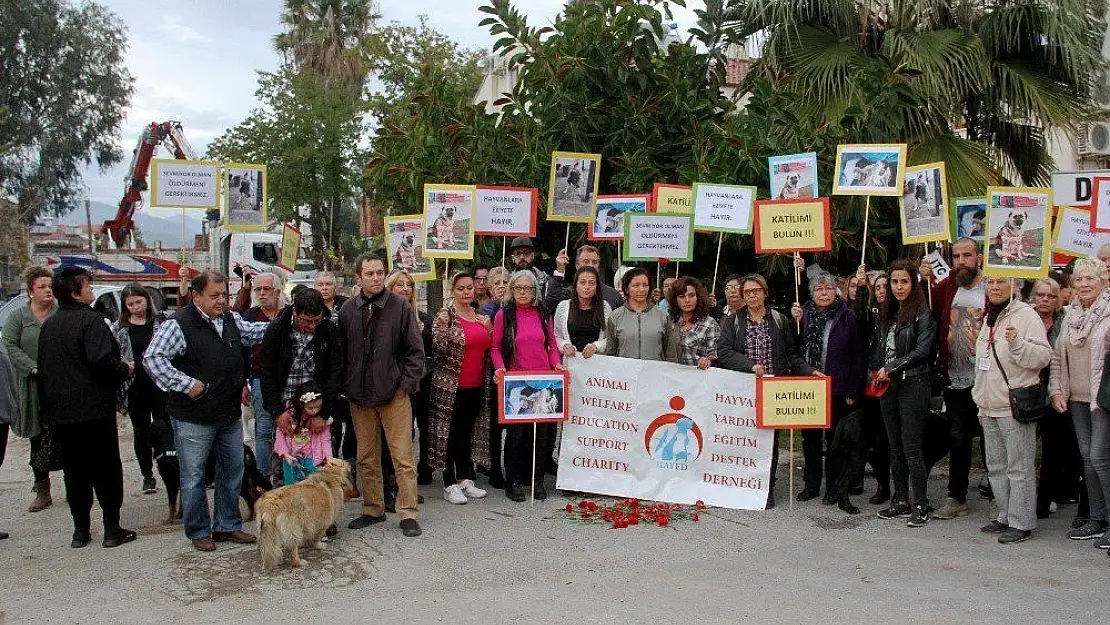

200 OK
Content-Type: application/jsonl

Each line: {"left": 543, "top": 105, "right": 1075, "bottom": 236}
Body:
{"left": 512, "top": 286, "right": 536, "bottom": 293}
{"left": 724, "top": 285, "right": 741, "bottom": 292}
{"left": 742, "top": 287, "right": 764, "bottom": 296}
{"left": 253, "top": 285, "right": 275, "bottom": 293}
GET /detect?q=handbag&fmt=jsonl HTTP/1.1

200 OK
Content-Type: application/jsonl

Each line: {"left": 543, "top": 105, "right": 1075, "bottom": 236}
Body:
{"left": 29, "top": 424, "right": 63, "bottom": 473}
{"left": 865, "top": 372, "right": 889, "bottom": 398}
{"left": 989, "top": 340, "right": 1047, "bottom": 424}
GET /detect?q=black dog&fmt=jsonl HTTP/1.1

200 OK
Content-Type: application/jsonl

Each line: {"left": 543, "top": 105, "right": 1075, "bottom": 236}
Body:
{"left": 203, "top": 445, "right": 272, "bottom": 521}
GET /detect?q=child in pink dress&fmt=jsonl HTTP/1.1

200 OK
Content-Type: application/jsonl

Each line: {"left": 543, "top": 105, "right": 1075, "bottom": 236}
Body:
{"left": 275, "top": 382, "right": 332, "bottom": 485}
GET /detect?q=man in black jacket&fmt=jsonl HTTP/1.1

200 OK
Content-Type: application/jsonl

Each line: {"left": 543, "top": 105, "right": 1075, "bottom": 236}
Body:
{"left": 38, "top": 266, "right": 134, "bottom": 548}
{"left": 260, "top": 287, "right": 342, "bottom": 480}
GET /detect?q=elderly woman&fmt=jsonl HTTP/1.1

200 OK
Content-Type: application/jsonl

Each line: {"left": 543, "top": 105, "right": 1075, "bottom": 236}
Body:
{"left": 717, "top": 273, "right": 813, "bottom": 508}
{"left": 791, "top": 272, "right": 866, "bottom": 513}
{"left": 480, "top": 267, "right": 510, "bottom": 318}
{"left": 603, "top": 268, "right": 679, "bottom": 361}
{"left": 972, "top": 277, "right": 1053, "bottom": 544}
{"left": 492, "top": 270, "right": 562, "bottom": 502}
{"left": 668, "top": 277, "right": 719, "bottom": 369}
{"left": 478, "top": 265, "right": 510, "bottom": 487}
{"left": 2, "top": 266, "right": 58, "bottom": 513}
{"left": 1050, "top": 257, "right": 1110, "bottom": 544}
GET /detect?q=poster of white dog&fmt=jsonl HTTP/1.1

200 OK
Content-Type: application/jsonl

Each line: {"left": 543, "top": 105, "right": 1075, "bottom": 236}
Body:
{"left": 899, "top": 162, "right": 950, "bottom": 244}
{"left": 983, "top": 187, "right": 1053, "bottom": 279}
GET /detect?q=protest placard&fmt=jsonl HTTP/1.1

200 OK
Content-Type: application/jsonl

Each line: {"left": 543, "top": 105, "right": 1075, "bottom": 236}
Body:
{"left": 651, "top": 183, "right": 693, "bottom": 215}
{"left": 623, "top": 213, "right": 694, "bottom": 261}
{"left": 753, "top": 198, "right": 832, "bottom": 253}
{"left": 474, "top": 186, "right": 538, "bottom": 236}
{"left": 149, "top": 159, "right": 220, "bottom": 210}
{"left": 755, "top": 377, "right": 832, "bottom": 429}
{"left": 692, "top": 183, "right": 756, "bottom": 234}
{"left": 1053, "top": 206, "right": 1110, "bottom": 258}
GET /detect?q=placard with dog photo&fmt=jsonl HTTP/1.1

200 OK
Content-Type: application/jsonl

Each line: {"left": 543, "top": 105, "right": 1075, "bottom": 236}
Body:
{"left": 223, "top": 163, "right": 268, "bottom": 231}
{"left": 768, "top": 152, "right": 818, "bottom": 200}
{"left": 832, "top": 144, "right": 907, "bottom": 196}
{"left": 498, "top": 370, "right": 570, "bottom": 425}
{"left": 590, "top": 194, "right": 648, "bottom": 241}
{"left": 422, "top": 184, "right": 476, "bottom": 259}
{"left": 899, "top": 162, "right": 951, "bottom": 244}
{"left": 952, "top": 197, "right": 987, "bottom": 242}
{"left": 548, "top": 151, "right": 601, "bottom": 223}
{"left": 983, "top": 187, "right": 1053, "bottom": 279}
{"left": 385, "top": 215, "right": 436, "bottom": 281}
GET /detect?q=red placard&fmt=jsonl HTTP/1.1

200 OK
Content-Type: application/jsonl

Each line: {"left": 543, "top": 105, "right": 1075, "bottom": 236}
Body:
{"left": 497, "top": 370, "right": 570, "bottom": 425}
{"left": 753, "top": 197, "right": 833, "bottom": 254}
{"left": 474, "top": 185, "right": 540, "bottom": 237}
{"left": 754, "top": 375, "right": 832, "bottom": 430}
{"left": 649, "top": 183, "right": 693, "bottom": 214}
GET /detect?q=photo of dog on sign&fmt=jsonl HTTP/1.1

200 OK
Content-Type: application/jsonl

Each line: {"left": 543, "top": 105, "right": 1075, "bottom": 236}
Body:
{"left": 385, "top": 215, "right": 436, "bottom": 281}
{"left": 422, "top": 184, "right": 476, "bottom": 259}
{"left": 984, "top": 188, "right": 1052, "bottom": 277}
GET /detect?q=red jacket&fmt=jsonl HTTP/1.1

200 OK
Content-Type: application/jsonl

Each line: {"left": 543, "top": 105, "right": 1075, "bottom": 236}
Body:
{"left": 930, "top": 278, "right": 959, "bottom": 386}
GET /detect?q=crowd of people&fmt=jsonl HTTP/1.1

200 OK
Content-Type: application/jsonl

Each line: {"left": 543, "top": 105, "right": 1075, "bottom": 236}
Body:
{"left": 0, "top": 235, "right": 1108, "bottom": 563}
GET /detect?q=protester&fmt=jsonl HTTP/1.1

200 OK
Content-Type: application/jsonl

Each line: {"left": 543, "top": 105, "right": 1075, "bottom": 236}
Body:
{"left": 112, "top": 283, "right": 163, "bottom": 494}
{"left": 1098, "top": 243, "right": 1110, "bottom": 272}
{"left": 145, "top": 270, "right": 271, "bottom": 551}
{"left": 315, "top": 272, "right": 348, "bottom": 323}
{"left": 554, "top": 266, "right": 611, "bottom": 360}
{"left": 508, "top": 237, "right": 556, "bottom": 303}
{"left": 921, "top": 238, "right": 985, "bottom": 521}
{"left": 654, "top": 276, "right": 677, "bottom": 313}
{"left": 716, "top": 273, "right": 813, "bottom": 508}
{"left": 603, "top": 268, "right": 678, "bottom": 362}
{"left": 854, "top": 269, "right": 891, "bottom": 505}
{"left": 545, "top": 245, "right": 624, "bottom": 310}
{"left": 2, "top": 267, "right": 57, "bottom": 513}
{"left": 38, "top": 267, "right": 135, "bottom": 548}
{"left": 492, "top": 270, "right": 562, "bottom": 502}
{"left": 872, "top": 261, "right": 936, "bottom": 527}
{"left": 259, "top": 287, "right": 341, "bottom": 485}
{"left": 274, "top": 381, "right": 332, "bottom": 485}
{"left": 240, "top": 272, "right": 286, "bottom": 479}
{"left": 715, "top": 274, "right": 745, "bottom": 319}
{"left": 1, "top": 340, "right": 21, "bottom": 539}
{"left": 386, "top": 269, "right": 434, "bottom": 487}
{"left": 430, "top": 272, "right": 493, "bottom": 505}
{"left": 972, "top": 277, "right": 1052, "bottom": 544}
{"left": 473, "top": 264, "right": 492, "bottom": 309}
{"left": 1029, "top": 278, "right": 1084, "bottom": 519}
{"left": 338, "top": 254, "right": 425, "bottom": 537}
{"left": 318, "top": 272, "right": 356, "bottom": 480}
{"left": 1049, "top": 257, "right": 1110, "bottom": 545}
{"left": 481, "top": 267, "right": 510, "bottom": 318}
{"left": 790, "top": 272, "right": 866, "bottom": 513}
{"left": 668, "top": 277, "right": 719, "bottom": 369}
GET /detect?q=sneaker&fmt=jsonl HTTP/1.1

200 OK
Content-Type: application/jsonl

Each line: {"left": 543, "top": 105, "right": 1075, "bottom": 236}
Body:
{"left": 443, "top": 484, "right": 467, "bottom": 505}
{"left": 459, "top": 479, "right": 487, "bottom": 499}
{"left": 907, "top": 505, "right": 930, "bottom": 527}
{"left": 980, "top": 520, "right": 1009, "bottom": 533}
{"left": 347, "top": 514, "right": 387, "bottom": 530}
{"left": 1096, "top": 532, "right": 1110, "bottom": 550}
{"left": 399, "top": 518, "right": 422, "bottom": 537}
{"left": 1072, "top": 516, "right": 1091, "bottom": 530}
{"left": 1068, "top": 520, "right": 1107, "bottom": 540}
{"left": 998, "top": 528, "right": 1032, "bottom": 544}
{"left": 932, "top": 497, "right": 969, "bottom": 520}
{"left": 142, "top": 476, "right": 157, "bottom": 494}
{"left": 877, "top": 502, "right": 912, "bottom": 519}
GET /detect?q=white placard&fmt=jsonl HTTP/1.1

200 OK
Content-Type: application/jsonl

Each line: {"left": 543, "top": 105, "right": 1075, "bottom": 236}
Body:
{"left": 692, "top": 183, "right": 756, "bottom": 233}
{"left": 150, "top": 160, "right": 220, "bottom": 209}
{"left": 924, "top": 249, "right": 952, "bottom": 283}
{"left": 557, "top": 355, "right": 773, "bottom": 510}
{"left": 1051, "top": 170, "right": 1110, "bottom": 207}
{"left": 623, "top": 214, "right": 694, "bottom": 261}
{"left": 1053, "top": 206, "right": 1110, "bottom": 258}
{"left": 474, "top": 186, "right": 537, "bottom": 236}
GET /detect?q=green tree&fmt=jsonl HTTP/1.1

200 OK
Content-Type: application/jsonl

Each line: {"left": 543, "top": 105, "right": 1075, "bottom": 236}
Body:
{"left": 0, "top": 0, "right": 134, "bottom": 222}
{"left": 274, "top": 0, "right": 378, "bottom": 89}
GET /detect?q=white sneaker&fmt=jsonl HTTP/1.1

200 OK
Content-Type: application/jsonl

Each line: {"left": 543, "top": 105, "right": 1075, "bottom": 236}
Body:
{"left": 443, "top": 484, "right": 467, "bottom": 505}
{"left": 459, "top": 479, "right": 487, "bottom": 499}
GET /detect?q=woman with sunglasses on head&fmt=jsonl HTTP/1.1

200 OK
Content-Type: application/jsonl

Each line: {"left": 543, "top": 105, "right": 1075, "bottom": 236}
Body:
{"left": 429, "top": 271, "right": 493, "bottom": 505}
{"left": 492, "top": 270, "right": 563, "bottom": 502}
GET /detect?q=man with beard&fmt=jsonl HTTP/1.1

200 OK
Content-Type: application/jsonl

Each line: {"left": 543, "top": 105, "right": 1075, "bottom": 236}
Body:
{"left": 508, "top": 237, "right": 555, "bottom": 303}
{"left": 921, "top": 237, "right": 986, "bottom": 520}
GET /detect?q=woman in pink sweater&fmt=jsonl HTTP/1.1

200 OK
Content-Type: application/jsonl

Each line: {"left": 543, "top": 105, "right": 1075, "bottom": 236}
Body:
{"left": 492, "top": 270, "right": 563, "bottom": 502}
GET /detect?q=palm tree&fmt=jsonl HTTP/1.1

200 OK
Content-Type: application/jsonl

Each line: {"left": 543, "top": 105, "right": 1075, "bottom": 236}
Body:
{"left": 723, "top": 0, "right": 1107, "bottom": 192}
{"left": 274, "top": 0, "right": 379, "bottom": 89}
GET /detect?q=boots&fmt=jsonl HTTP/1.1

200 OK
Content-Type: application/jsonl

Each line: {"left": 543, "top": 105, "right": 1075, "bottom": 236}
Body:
{"left": 28, "top": 478, "right": 52, "bottom": 513}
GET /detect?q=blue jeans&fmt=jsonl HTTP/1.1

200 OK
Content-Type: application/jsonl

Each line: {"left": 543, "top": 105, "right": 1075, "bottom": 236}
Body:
{"left": 1070, "top": 401, "right": 1110, "bottom": 523}
{"left": 251, "top": 378, "right": 274, "bottom": 478}
{"left": 174, "top": 419, "right": 245, "bottom": 540}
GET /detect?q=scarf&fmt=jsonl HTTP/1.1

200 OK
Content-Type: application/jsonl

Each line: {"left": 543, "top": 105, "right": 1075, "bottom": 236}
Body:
{"left": 985, "top": 299, "right": 1008, "bottom": 328}
{"left": 1066, "top": 289, "right": 1110, "bottom": 347}
{"left": 802, "top": 298, "right": 842, "bottom": 369}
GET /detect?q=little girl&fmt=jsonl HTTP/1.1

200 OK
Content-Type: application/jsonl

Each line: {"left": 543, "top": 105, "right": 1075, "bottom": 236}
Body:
{"left": 274, "top": 382, "right": 332, "bottom": 485}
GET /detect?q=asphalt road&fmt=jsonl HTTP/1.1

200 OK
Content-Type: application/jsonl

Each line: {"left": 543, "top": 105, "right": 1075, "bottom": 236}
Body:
{"left": 0, "top": 420, "right": 1105, "bottom": 625}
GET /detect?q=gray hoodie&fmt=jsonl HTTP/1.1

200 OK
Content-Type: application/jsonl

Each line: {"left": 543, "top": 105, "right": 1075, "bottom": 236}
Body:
{"left": 602, "top": 304, "right": 679, "bottom": 362}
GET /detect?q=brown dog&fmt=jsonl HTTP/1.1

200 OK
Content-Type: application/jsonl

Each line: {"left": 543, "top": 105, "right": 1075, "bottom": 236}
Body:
{"left": 257, "top": 459, "right": 357, "bottom": 570}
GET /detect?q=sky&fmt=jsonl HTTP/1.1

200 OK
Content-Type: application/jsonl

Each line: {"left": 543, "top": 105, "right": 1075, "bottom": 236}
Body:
{"left": 84, "top": 0, "right": 706, "bottom": 212}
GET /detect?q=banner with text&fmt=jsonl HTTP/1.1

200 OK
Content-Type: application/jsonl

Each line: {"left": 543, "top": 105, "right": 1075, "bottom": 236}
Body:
{"left": 149, "top": 159, "right": 220, "bottom": 209}
{"left": 1053, "top": 206, "right": 1110, "bottom": 258}
{"left": 753, "top": 198, "right": 832, "bottom": 253}
{"left": 651, "top": 183, "right": 693, "bottom": 215}
{"left": 1052, "top": 170, "right": 1110, "bottom": 207}
{"left": 623, "top": 214, "right": 695, "bottom": 261}
{"left": 474, "top": 185, "right": 538, "bottom": 236}
{"left": 692, "top": 183, "right": 756, "bottom": 234}
{"left": 556, "top": 355, "right": 773, "bottom": 510}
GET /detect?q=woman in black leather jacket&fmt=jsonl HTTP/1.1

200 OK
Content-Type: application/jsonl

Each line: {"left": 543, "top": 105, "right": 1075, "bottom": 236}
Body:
{"left": 869, "top": 260, "right": 937, "bottom": 527}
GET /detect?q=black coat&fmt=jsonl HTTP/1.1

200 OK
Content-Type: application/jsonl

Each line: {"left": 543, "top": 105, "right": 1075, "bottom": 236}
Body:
{"left": 38, "top": 302, "right": 131, "bottom": 425}
{"left": 867, "top": 308, "right": 936, "bottom": 379}
{"left": 259, "top": 306, "right": 343, "bottom": 418}
{"left": 716, "top": 306, "right": 814, "bottom": 376}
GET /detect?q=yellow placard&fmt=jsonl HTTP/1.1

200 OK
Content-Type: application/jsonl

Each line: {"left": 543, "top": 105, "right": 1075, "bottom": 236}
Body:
{"left": 277, "top": 223, "right": 301, "bottom": 273}
{"left": 753, "top": 198, "right": 832, "bottom": 253}
{"left": 982, "top": 186, "right": 1052, "bottom": 279}
{"left": 652, "top": 183, "right": 693, "bottom": 215}
{"left": 756, "top": 377, "right": 831, "bottom": 429}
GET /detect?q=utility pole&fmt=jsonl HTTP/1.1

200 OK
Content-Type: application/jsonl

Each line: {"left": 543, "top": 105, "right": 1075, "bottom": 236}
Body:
{"left": 84, "top": 199, "right": 95, "bottom": 255}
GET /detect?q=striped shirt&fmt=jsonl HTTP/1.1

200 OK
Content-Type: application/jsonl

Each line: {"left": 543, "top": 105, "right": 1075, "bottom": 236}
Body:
{"left": 144, "top": 306, "right": 269, "bottom": 393}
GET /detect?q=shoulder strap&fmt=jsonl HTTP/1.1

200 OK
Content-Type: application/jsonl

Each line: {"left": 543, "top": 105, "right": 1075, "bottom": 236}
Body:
{"left": 989, "top": 338, "right": 1013, "bottom": 390}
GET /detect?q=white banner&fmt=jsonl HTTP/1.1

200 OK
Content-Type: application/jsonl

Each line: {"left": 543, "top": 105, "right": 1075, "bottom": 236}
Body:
{"left": 623, "top": 214, "right": 694, "bottom": 261}
{"left": 1053, "top": 206, "right": 1110, "bottom": 258}
{"left": 1051, "top": 170, "right": 1110, "bottom": 207}
{"left": 924, "top": 249, "right": 951, "bottom": 283}
{"left": 692, "top": 183, "right": 756, "bottom": 234}
{"left": 556, "top": 355, "right": 772, "bottom": 510}
{"left": 474, "top": 186, "right": 536, "bottom": 236}
{"left": 149, "top": 159, "right": 220, "bottom": 209}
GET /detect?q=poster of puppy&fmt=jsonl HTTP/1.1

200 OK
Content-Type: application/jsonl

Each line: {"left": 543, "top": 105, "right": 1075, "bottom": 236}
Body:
{"left": 832, "top": 144, "right": 907, "bottom": 196}
{"left": 223, "top": 163, "right": 267, "bottom": 231}
{"left": 983, "top": 187, "right": 1053, "bottom": 279}
{"left": 422, "top": 184, "right": 475, "bottom": 259}
{"left": 768, "top": 152, "right": 818, "bottom": 200}
{"left": 590, "top": 194, "right": 648, "bottom": 241}
{"left": 548, "top": 151, "right": 601, "bottom": 223}
{"left": 951, "top": 197, "right": 987, "bottom": 242}
{"left": 498, "top": 371, "right": 570, "bottom": 424}
{"left": 385, "top": 215, "right": 436, "bottom": 281}
{"left": 899, "top": 162, "right": 950, "bottom": 244}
